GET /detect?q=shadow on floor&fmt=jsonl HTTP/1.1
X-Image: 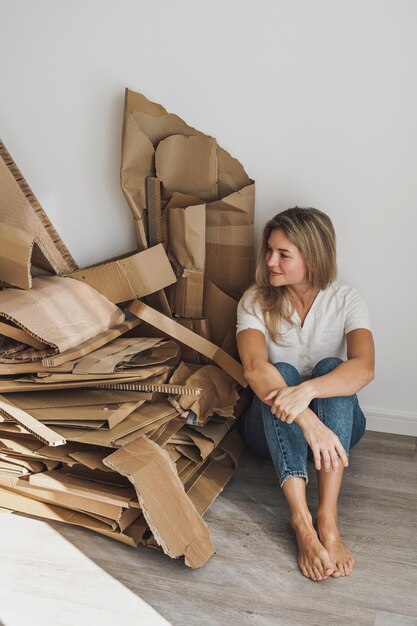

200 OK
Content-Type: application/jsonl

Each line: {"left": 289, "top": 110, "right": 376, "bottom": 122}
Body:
{"left": 42, "top": 431, "right": 417, "bottom": 626}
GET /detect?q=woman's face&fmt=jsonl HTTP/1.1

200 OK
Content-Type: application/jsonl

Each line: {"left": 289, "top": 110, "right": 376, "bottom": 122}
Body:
{"left": 266, "top": 228, "right": 309, "bottom": 288}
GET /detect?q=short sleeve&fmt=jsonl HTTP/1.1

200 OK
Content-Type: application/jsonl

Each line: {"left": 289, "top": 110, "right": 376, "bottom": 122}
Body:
{"left": 236, "top": 290, "right": 267, "bottom": 336}
{"left": 344, "top": 288, "right": 372, "bottom": 334}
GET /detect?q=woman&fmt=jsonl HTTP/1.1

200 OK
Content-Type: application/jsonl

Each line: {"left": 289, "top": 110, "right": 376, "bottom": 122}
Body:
{"left": 236, "top": 207, "right": 375, "bottom": 582}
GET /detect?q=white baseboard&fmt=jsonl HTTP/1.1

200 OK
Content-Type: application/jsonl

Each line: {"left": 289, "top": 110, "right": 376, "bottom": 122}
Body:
{"left": 362, "top": 406, "right": 417, "bottom": 437}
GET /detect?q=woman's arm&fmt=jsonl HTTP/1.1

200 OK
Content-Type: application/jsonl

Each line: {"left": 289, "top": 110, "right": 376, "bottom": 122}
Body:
{"left": 237, "top": 327, "right": 349, "bottom": 470}
{"left": 236, "top": 328, "right": 317, "bottom": 426}
{"left": 302, "top": 328, "right": 375, "bottom": 399}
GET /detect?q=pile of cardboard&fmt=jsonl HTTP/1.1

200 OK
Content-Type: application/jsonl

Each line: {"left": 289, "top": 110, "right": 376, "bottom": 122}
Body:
{"left": 0, "top": 90, "right": 255, "bottom": 568}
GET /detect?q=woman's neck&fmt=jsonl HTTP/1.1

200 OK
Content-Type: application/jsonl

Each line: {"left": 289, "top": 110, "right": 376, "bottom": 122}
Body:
{"left": 288, "top": 286, "right": 321, "bottom": 310}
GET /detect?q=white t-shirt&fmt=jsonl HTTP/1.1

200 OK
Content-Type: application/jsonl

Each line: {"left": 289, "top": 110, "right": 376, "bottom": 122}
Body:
{"left": 236, "top": 281, "right": 372, "bottom": 382}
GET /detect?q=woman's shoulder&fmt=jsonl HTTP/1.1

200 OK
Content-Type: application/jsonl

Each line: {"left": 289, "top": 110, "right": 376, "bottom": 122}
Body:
{"left": 237, "top": 286, "right": 263, "bottom": 318}
{"left": 322, "top": 280, "right": 367, "bottom": 306}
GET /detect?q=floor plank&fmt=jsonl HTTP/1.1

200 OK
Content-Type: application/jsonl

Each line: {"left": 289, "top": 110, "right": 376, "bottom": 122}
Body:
{"left": 0, "top": 430, "right": 416, "bottom": 626}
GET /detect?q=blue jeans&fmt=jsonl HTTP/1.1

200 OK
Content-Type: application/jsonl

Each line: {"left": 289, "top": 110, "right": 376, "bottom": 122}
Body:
{"left": 237, "top": 357, "right": 366, "bottom": 488}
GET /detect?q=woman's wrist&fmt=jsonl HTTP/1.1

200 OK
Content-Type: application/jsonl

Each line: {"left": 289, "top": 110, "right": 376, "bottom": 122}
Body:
{"left": 300, "top": 380, "right": 316, "bottom": 402}
{"left": 294, "top": 407, "right": 318, "bottom": 430}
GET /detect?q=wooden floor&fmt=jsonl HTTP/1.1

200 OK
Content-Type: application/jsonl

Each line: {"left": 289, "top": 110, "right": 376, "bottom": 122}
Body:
{"left": 1, "top": 430, "right": 416, "bottom": 626}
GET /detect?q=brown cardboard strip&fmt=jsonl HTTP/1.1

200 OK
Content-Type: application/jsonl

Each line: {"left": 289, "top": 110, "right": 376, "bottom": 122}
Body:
{"left": 172, "top": 270, "right": 205, "bottom": 319}
{"left": 0, "top": 377, "right": 159, "bottom": 394}
{"left": 69, "top": 245, "right": 176, "bottom": 304}
{"left": 0, "top": 396, "right": 66, "bottom": 447}
{"left": 0, "top": 475, "right": 125, "bottom": 520}
{"left": 42, "top": 318, "right": 141, "bottom": 367}
{"left": 0, "top": 321, "right": 47, "bottom": 350}
{"left": 0, "top": 139, "right": 78, "bottom": 275}
{"left": 4, "top": 388, "right": 151, "bottom": 409}
{"left": 145, "top": 179, "right": 172, "bottom": 315}
{"left": 92, "top": 382, "right": 201, "bottom": 396}
{"left": 0, "top": 486, "right": 146, "bottom": 547}
{"left": 146, "top": 177, "right": 162, "bottom": 247}
{"left": 26, "top": 402, "right": 143, "bottom": 430}
{"left": 127, "top": 300, "right": 246, "bottom": 387}
{"left": 28, "top": 469, "right": 138, "bottom": 508}
{"left": 49, "top": 401, "right": 176, "bottom": 447}
{"left": 103, "top": 436, "right": 215, "bottom": 568}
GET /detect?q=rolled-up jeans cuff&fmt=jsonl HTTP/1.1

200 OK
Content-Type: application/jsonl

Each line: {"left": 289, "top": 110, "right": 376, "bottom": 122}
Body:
{"left": 280, "top": 471, "right": 309, "bottom": 489}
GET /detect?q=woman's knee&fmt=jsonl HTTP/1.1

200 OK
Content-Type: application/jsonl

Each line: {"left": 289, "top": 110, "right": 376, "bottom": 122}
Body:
{"left": 311, "top": 356, "right": 343, "bottom": 377}
{"left": 272, "top": 362, "right": 301, "bottom": 386}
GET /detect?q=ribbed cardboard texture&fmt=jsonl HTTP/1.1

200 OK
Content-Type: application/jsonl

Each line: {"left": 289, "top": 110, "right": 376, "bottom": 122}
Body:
{"left": 0, "top": 139, "right": 78, "bottom": 275}
{"left": 0, "top": 222, "right": 57, "bottom": 289}
{"left": 0, "top": 276, "right": 124, "bottom": 356}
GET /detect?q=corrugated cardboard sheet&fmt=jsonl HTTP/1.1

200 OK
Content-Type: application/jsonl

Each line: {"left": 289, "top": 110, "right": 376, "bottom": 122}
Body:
{"left": 0, "top": 91, "right": 254, "bottom": 567}
{"left": 0, "top": 139, "right": 77, "bottom": 275}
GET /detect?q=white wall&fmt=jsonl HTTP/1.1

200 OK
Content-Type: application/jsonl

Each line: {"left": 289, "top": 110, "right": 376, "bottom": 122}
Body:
{"left": 1, "top": 0, "right": 416, "bottom": 433}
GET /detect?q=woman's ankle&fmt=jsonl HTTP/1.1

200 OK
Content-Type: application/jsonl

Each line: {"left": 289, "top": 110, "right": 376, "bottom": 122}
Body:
{"left": 290, "top": 510, "right": 314, "bottom": 530}
{"left": 316, "top": 507, "right": 339, "bottom": 531}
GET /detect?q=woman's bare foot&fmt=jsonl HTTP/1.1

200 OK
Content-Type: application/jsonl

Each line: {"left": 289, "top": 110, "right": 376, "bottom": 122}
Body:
{"left": 291, "top": 513, "right": 334, "bottom": 581}
{"left": 314, "top": 512, "right": 355, "bottom": 577}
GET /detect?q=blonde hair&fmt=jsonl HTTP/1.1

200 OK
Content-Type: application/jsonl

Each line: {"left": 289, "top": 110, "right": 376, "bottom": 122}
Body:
{"left": 244, "top": 207, "right": 337, "bottom": 345}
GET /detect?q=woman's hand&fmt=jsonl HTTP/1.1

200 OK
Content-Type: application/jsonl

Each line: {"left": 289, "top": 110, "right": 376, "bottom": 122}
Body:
{"left": 264, "top": 383, "right": 314, "bottom": 424}
{"left": 298, "top": 413, "right": 349, "bottom": 472}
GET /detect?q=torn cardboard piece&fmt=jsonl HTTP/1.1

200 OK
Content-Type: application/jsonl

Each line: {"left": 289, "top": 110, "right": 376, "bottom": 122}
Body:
{"left": 156, "top": 135, "right": 218, "bottom": 202}
{"left": 0, "top": 139, "right": 78, "bottom": 275}
{"left": 27, "top": 401, "right": 144, "bottom": 430}
{"left": 203, "top": 279, "right": 238, "bottom": 358}
{"left": 169, "top": 361, "right": 240, "bottom": 425}
{"left": 69, "top": 244, "right": 176, "bottom": 304}
{"left": 185, "top": 428, "right": 245, "bottom": 515}
{"left": 28, "top": 469, "right": 138, "bottom": 508}
{"left": 4, "top": 388, "right": 151, "bottom": 409}
{"left": 167, "top": 202, "right": 206, "bottom": 317}
{"left": 120, "top": 89, "right": 255, "bottom": 300}
{"left": 0, "top": 276, "right": 124, "bottom": 357}
{"left": 0, "top": 336, "right": 54, "bottom": 365}
{"left": 0, "top": 395, "right": 66, "bottom": 446}
{"left": 103, "top": 436, "right": 215, "bottom": 568}
{"left": 69, "top": 337, "right": 180, "bottom": 374}
{"left": 48, "top": 401, "right": 177, "bottom": 448}
{"left": 127, "top": 300, "right": 246, "bottom": 387}
{"left": 121, "top": 89, "right": 254, "bottom": 207}
{"left": 0, "top": 222, "right": 57, "bottom": 289}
